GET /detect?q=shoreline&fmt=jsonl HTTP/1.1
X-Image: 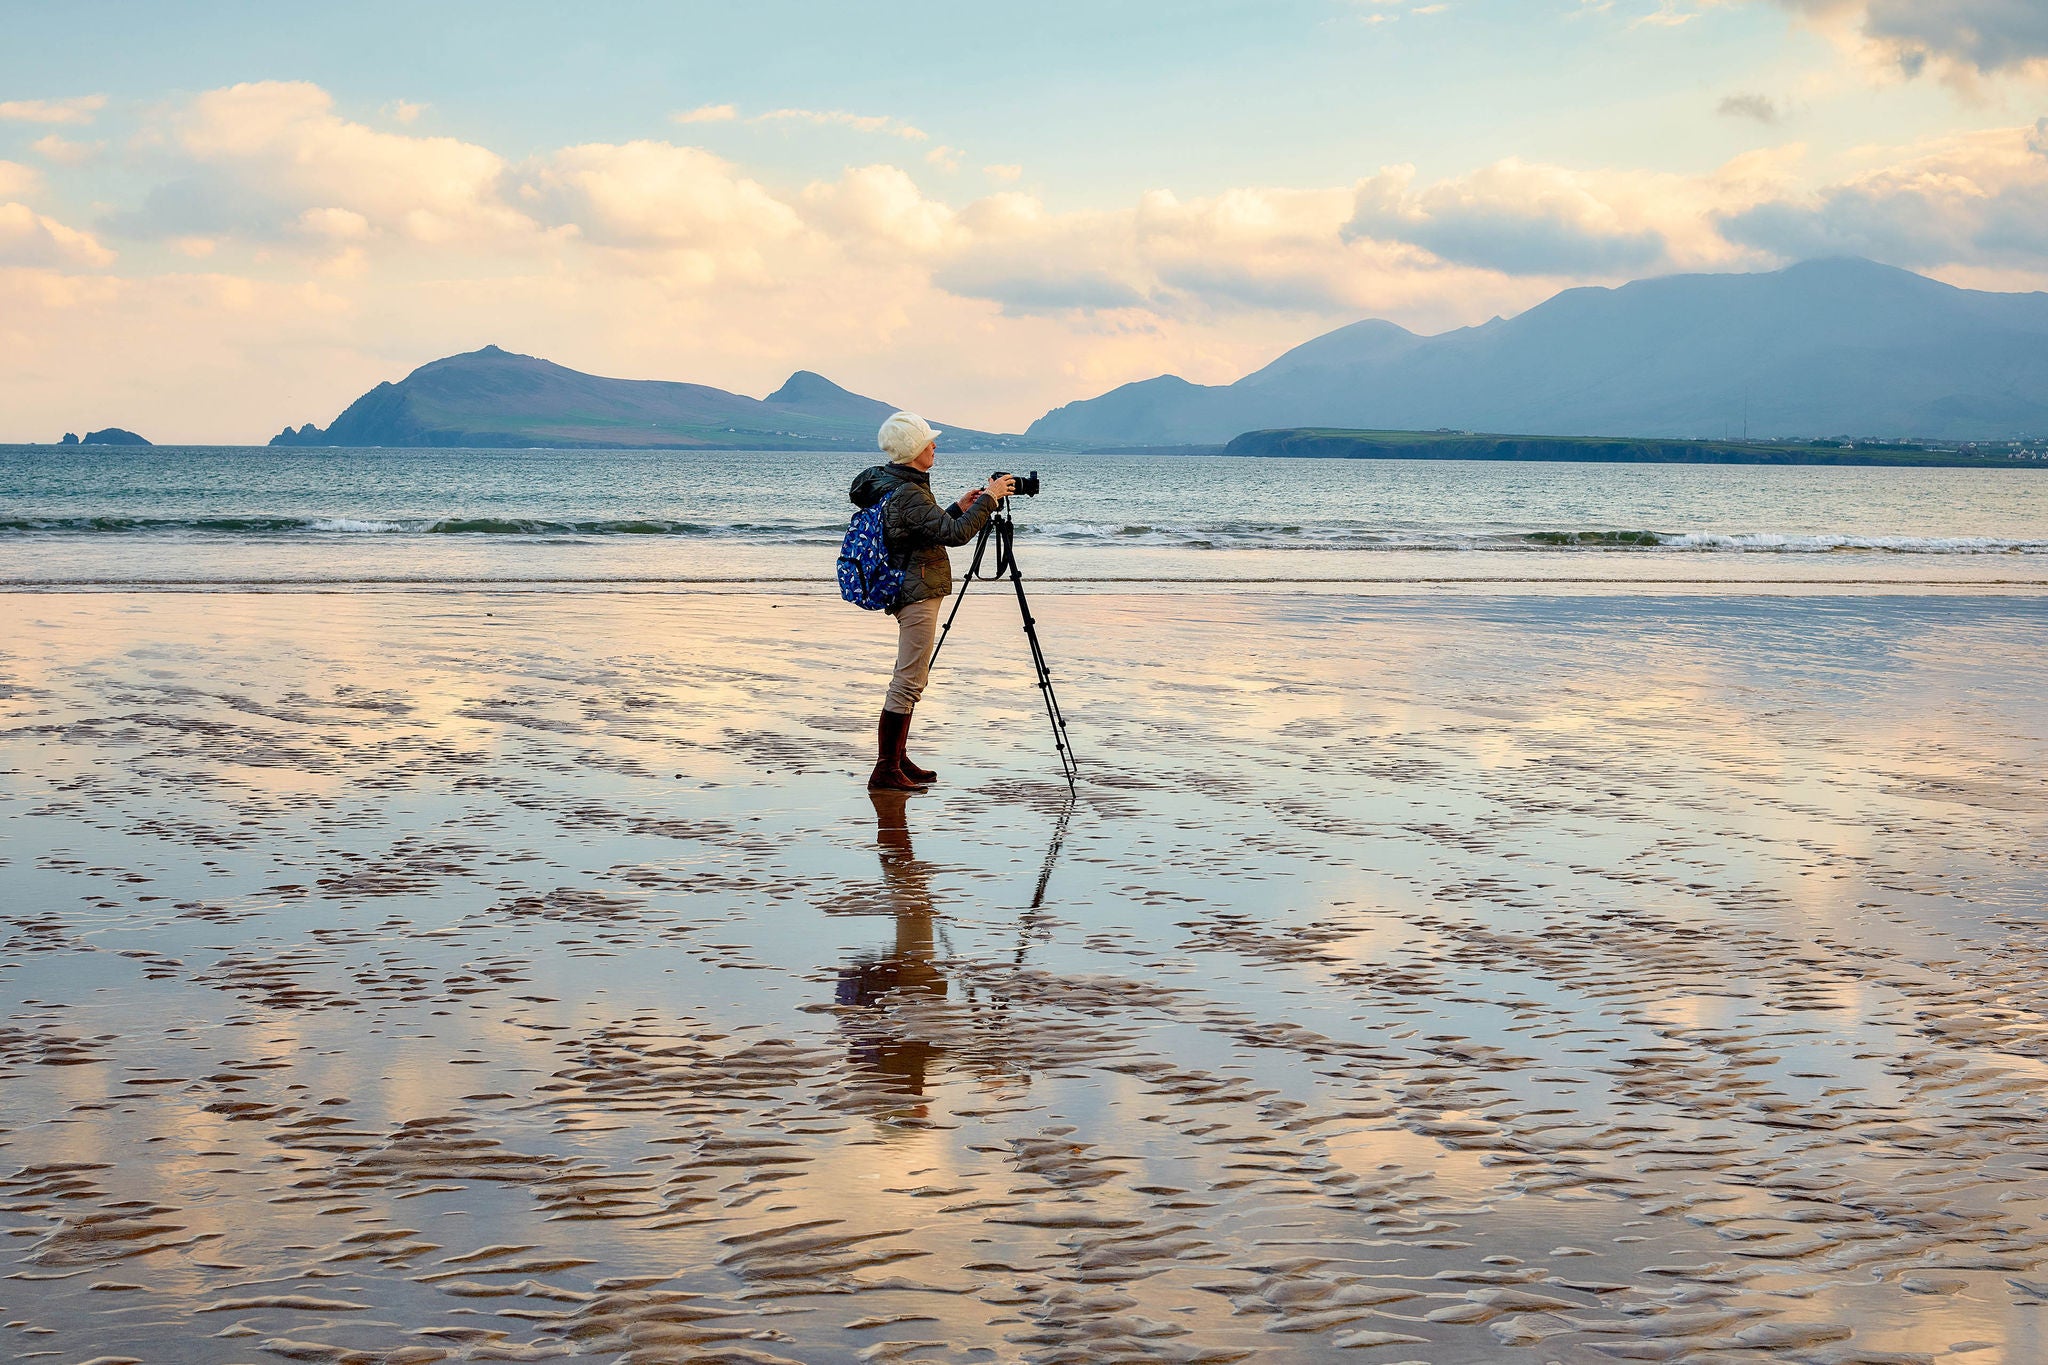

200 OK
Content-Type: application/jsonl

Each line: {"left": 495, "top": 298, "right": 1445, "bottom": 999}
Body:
{"left": 5, "top": 575, "right": 2048, "bottom": 595}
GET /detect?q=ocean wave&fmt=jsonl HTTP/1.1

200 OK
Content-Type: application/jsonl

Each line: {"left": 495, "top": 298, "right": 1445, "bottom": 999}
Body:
{"left": 1031, "top": 524, "right": 2048, "bottom": 553}
{"left": 1, "top": 514, "right": 2043, "bottom": 554}
{"left": 0, "top": 515, "right": 841, "bottom": 538}
{"left": 1657, "top": 532, "right": 2048, "bottom": 553}
{"left": 0, "top": 515, "right": 322, "bottom": 533}
{"left": 308, "top": 518, "right": 408, "bottom": 533}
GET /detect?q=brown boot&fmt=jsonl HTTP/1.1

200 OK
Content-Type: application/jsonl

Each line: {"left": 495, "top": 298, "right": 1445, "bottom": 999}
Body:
{"left": 867, "top": 710, "right": 926, "bottom": 791}
{"left": 898, "top": 706, "right": 937, "bottom": 785}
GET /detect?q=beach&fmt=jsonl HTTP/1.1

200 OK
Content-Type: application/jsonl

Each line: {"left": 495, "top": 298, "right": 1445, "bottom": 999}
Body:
{"left": 4, "top": 585, "right": 2046, "bottom": 1363}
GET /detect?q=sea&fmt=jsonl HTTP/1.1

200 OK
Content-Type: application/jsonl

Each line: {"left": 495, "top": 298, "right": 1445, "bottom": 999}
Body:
{"left": 3, "top": 445, "right": 2045, "bottom": 592}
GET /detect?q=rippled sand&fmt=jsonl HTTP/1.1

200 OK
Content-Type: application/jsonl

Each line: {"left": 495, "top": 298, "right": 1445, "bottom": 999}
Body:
{"left": 2, "top": 589, "right": 2045, "bottom": 1364}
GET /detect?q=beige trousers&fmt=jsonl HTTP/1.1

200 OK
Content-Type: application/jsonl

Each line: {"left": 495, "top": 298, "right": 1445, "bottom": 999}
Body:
{"left": 885, "top": 597, "right": 943, "bottom": 714}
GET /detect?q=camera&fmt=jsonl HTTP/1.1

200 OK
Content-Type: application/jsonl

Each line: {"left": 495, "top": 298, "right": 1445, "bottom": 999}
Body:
{"left": 992, "top": 469, "right": 1041, "bottom": 498}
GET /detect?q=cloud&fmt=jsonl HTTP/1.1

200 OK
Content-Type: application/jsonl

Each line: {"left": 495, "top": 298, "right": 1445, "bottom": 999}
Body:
{"left": 296, "top": 207, "right": 371, "bottom": 240}
{"left": 933, "top": 195, "right": 1153, "bottom": 313}
{"left": 32, "top": 134, "right": 106, "bottom": 166}
{"left": 0, "top": 203, "right": 115, "bottom": 268}
{"left": 935, "top": 185, "right": 1459, "bottom": 320}
{"left": 925, "top": 145, "right": 964, "bottom": 173}
{"left": 384, "top": 100, "right": 428, "bottom": 125}
{"left": 522, "top": 141, "right": 801, "bottom": 268}
{"left": 801, "top": 164, "right": 961, "bottom": 259}
{"left": 673, "top": 103, "right": 738, "bottom": 124}
{"left": 1720, "top": 123, "right": 2048, "bottom": 266}
{"left": 0, "top": 161, "right": 40, "bottom": 199}
{"left": 1718, "top": 92, "right": 1782, "bottom": 122}
{"left": 0, "top": 95, "right": 106, "bottom": 125}
{"left": 1347, "top": 161, "right": 1671, "bottom": 275}
{"left": 1771, "top": 0, "right": 2048, "bottom": 81}
{"left": 1635, "top": 1, "right": 1707, "bottom": 27}
{"left": 107, "top": 81, "right": 533, "bottom": 246}
{"left": 2032, "top": 116, "right": 2048, "bottom": 155}
{"left": 1341, "top": 151, "right": 1818, "bottom": 279}
{"left": 755, "top": 108, "right": 928, "bottom": 141}
{"left": 984, "top": 164, "right": 1023, "bottom": 183}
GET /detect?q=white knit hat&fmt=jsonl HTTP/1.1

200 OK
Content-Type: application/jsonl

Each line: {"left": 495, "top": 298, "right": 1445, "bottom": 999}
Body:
{"left": 879, "top": 411, "right": 940, "bottom": 464}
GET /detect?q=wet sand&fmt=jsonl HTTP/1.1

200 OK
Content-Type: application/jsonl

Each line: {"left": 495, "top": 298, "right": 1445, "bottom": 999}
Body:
{"left": 2, "top": 588, "right": 2046, "bottom": 1364}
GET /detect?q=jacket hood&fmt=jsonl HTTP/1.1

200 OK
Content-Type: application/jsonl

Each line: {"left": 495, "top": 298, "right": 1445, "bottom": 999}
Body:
{"left": 849, "top": 462, "right": 926, "bottom": 509}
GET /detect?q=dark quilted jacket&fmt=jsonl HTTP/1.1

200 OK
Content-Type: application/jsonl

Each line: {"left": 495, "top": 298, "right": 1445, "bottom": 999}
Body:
{"left": 848, "top": 464, "right": 996, "bottom": 612}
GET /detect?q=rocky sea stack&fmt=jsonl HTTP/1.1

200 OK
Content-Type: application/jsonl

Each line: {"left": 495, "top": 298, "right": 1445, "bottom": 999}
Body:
{"left": 60, "top": 428, "right": 154, "bottom": 446}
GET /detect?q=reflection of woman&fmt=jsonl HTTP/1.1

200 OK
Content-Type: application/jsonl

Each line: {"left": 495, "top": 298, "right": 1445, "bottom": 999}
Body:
{"left": 836, "top": 792, "right": 944, "bottom": 1005}
{"left": 833, "top": 792, "right": 947, "bottom": 1098}
{"left": 848, "top": 412, "right": 1015, "bottom": 792}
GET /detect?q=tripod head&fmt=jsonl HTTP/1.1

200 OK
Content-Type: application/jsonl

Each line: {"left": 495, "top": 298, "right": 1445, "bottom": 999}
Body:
{"left": 966, "top": 494, "right": 1021, "bottom": 581}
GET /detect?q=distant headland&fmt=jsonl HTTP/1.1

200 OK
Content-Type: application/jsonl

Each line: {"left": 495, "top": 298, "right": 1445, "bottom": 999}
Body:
{"left": 1224, "top": 428, "right": 2047, "bottom": 469}
{"left": 268, "top": 346, "right": 1037, "bottom": 453}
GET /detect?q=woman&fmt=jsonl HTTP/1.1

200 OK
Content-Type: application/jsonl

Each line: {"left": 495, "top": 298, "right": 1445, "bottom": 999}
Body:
{"left": 848, "top": 412, "right": 1016, "bottom": 791}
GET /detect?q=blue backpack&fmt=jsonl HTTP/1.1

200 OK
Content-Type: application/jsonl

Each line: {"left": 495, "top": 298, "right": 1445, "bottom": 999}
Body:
{"left": 838, "top": 492, "right": 905, "bottom": 611}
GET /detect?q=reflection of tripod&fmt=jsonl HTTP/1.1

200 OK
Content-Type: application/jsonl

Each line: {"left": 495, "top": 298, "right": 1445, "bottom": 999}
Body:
{"left": 930, "top": 501, "right": 1077, "bottom": 787}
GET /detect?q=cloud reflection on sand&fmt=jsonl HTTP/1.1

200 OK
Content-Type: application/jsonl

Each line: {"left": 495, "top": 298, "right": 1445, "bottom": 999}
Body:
{"left": 1, "top": 590, "right": 2046, "bottom": 1361}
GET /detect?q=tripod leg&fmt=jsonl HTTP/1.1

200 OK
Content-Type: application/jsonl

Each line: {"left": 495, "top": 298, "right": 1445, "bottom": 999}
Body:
{"left": 1007, "top": 565, "right": 1077, "bottom": 786}
{"left": 927, "top": 574, "right": 972, "bottom": 673}
{"left": 927, "top": 516, "right": 997, "bottom": 674}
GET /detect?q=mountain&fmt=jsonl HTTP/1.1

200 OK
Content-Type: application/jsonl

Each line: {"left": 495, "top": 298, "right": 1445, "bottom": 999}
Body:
{"left": 270, "top": 346, "right": 1031, "bottom": 450}
{"left": 1027, "top": 259, "right": 2048, "bottom": 444}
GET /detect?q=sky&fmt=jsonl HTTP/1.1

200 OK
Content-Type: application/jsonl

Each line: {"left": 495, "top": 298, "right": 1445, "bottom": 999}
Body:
{"left": 2, "top": 0, "right": 2045, "bottom": 441}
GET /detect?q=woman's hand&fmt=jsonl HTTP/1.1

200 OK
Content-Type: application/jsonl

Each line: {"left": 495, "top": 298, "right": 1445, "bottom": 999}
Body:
{"left": 955, "top": 475, "right": 1015, "bottom": 511}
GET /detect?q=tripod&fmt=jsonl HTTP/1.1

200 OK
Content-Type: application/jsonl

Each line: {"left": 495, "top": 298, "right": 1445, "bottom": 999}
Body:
{"left": 929, "top": 501, "right": 1077, "bottom": 787}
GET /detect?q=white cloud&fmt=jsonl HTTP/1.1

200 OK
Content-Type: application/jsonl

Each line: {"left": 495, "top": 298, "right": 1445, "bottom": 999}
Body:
{"left": 110, "top": 80, "right": 535, "bottom": 246}
{"left": 296, "top": 207, "right": 372, "bottom": 240}
{"left": 937, "top": 184, "right": 1460, "bottom": 320}
{"left": 802, "top": 164, "right": 960, "bottom": 257}
{"left": 32, "top": 134, "right": 106, "bottom": 166}
{"left": 523, "top": 140, "right": 802, "bottom": 267}
{"left": 755, "top": 108, "right": 929, "bottom": 141}
{"left": 384, "top": 99, "right": 428, "bottom": 125}
{"left": 0, "top": 95, "right": 106, "bottom": 125}
{"left": 1721, "top": 123, "right": 2048, "bottom": 267}
{"left": 984, "top": 163, "right": 1023, "bottom": 183}
{"left": 1634, "top": 1, "right": 1706, "bottom": 27}
{"left": 673, "top": 103, "right": 738, "bottom": 124}
{"left": 925, "top": 145, "right": 964, "bottom": 173}
{"left": 1344, "top": 155, "right": 1788, "bottom": 276}
{"left": 0, "top": 203, "right": 115, "bottom": 268}
{"left": 0, "top": 161, "right": 41, "bottom": 198}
